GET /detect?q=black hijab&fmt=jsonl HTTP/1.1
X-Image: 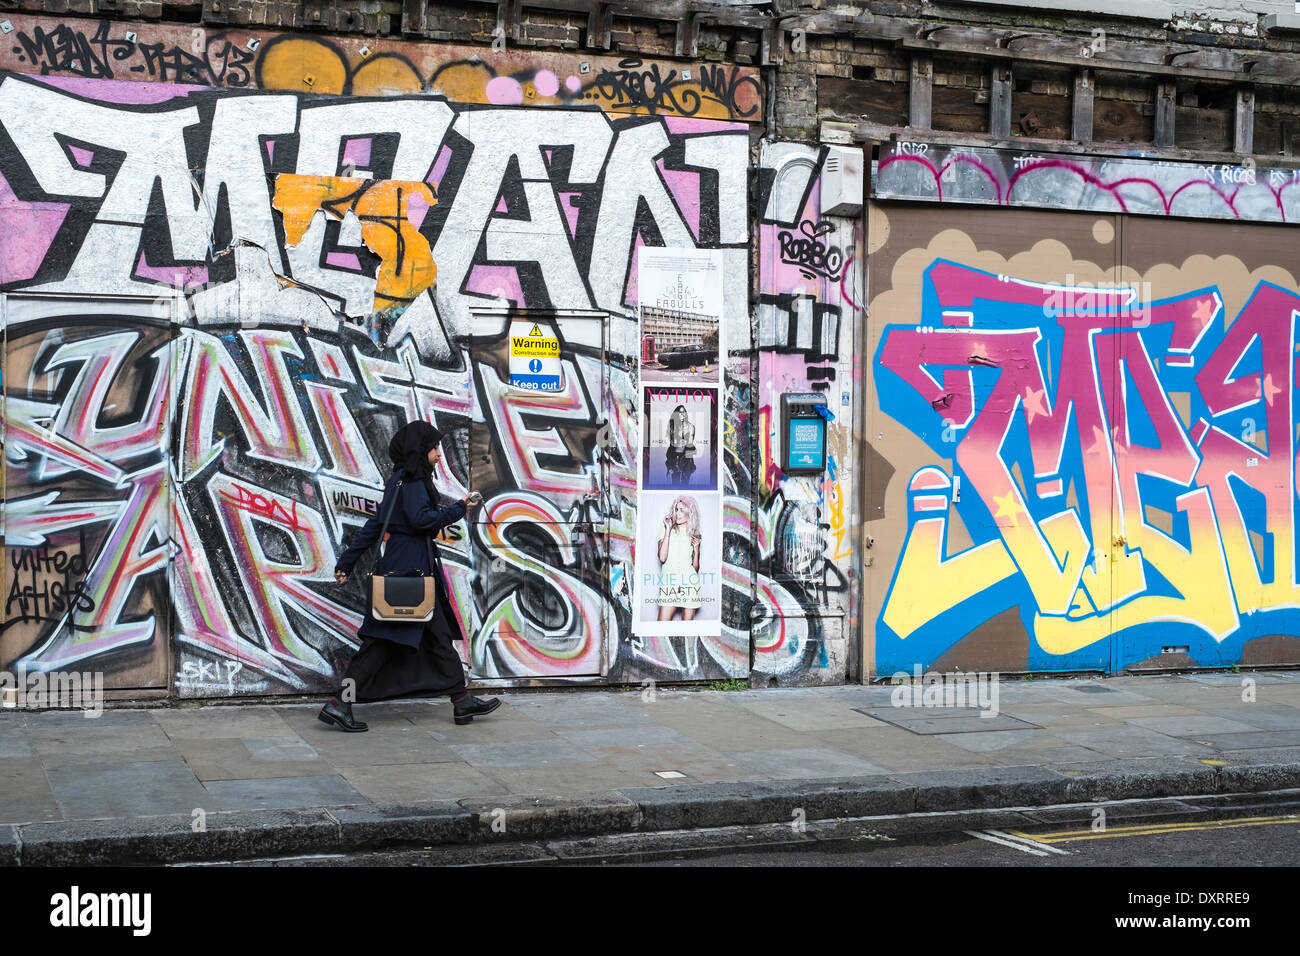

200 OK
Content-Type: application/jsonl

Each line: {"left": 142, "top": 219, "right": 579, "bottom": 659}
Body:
{"left": 388, "top": 421, "right": 443, "bottom": 486}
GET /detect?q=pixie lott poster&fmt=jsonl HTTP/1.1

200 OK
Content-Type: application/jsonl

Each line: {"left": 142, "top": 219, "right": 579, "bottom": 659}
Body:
{"left": 632, "top": 490, "right": 722, "bottom": 636}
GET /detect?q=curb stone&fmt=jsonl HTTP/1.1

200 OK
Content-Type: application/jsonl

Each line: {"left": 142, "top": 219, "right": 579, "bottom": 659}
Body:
{"left": 898, "top": 767, "right": 1073, "bottom": 812}
{"left": 4, "top": 763, "right": 1299, "bottom": 865}
{"left": 1058, "top": 758, "right": 1220, "bottom": 802}
{"left": 459, "top": 791, "right": 640, "bottom": 840}
{"left": 331, "top": 801, "right": 473, "bottom": 852}
{"left": 16, "top": 809, "right": 340, "bottom": 866}
{"left": 0, "top": 826, "right": 17, "bottom": 866}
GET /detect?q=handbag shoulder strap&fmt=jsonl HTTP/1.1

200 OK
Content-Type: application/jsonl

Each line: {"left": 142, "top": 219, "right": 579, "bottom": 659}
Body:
{"left": 377, "top": 477, "right": 440, "bottom": 575}
{"left": 376, "top": 479, "right": 403, "bottom": 557}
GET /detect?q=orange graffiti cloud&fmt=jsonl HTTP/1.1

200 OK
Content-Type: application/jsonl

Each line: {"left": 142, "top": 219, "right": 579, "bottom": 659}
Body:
{"left": 272, "top": 174, "right": 437, "bottom": 311}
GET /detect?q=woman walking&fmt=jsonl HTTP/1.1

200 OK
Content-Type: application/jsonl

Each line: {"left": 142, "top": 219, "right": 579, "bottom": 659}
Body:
{"left": 320, "top": 421, "right": 500, "bottom": 732}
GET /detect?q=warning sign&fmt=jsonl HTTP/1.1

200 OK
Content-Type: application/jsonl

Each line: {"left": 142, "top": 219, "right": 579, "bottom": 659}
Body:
{"left": 510, "top": 324, "right": 561, "bottom": 357}
{"left": 508, "top": 320, "right": 563, "bottom": 391}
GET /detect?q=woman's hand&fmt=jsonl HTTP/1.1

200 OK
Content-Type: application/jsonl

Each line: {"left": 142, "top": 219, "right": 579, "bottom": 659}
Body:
{"left": 463, "top": 491, "right": 483, "bottom": 511}
{"left": 334, "top": 570, "right": 348, "bottom": 584}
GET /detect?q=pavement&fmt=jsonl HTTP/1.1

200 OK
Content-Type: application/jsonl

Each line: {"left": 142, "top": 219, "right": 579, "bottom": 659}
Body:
{"left": 3, "top": 672, "right": 1300, "bottom": 865}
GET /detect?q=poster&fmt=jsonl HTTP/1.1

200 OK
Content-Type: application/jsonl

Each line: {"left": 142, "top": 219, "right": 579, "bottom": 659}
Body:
{"left": 637, "top": 247, "right": 723, "bottom": 385}
{"left": 632, "top": 490, "right": 723, "bottom": 632}
{"left": 641, "top": 386, "right": 719, "bottom": 491}
{"left": 633, "top": 246, "right": 725, "bottom": 639}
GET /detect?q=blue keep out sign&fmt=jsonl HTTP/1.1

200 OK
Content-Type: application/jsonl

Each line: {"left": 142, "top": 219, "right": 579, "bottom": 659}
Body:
{"left": 510, "top": 373, "right": 563, "bottom": 391}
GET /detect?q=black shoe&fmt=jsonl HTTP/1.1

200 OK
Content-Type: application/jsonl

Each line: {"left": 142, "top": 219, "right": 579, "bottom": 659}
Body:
{"left": 453, "top": 695, "right": 501, "bottom": 725}
{"left": 318, "top": 698, "right": 368, "bottom": 732}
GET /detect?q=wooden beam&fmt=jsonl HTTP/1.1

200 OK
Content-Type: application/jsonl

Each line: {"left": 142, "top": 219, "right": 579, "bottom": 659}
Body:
{"left": 909, "top": 53, "right": 932, "bottom": 130}
{"left": 586, "top": 3, "right": 612, "bottom": 49}
{"left": 990, "top": 63, "right": 1013, "bottom": 139}
{"left": 676, "top": 12, "right": 700, "bottom": 58}
{"left": 497, "top": 0, "right": 522, "bottom": 42}
{"left": 898, "top": 37, "right": 1300, "bottom": 90}
{"left": 1234, "top": 86, "right": 1255, "bottom": 154}
{"left": 401, "top": 0, "right": 428, "bottom": 34}
{"left": 1072, "top": 68, "right": 1094, "bottom": 143}
{"left": 761, "top": 23, "right": 785, "bottom": 66}
{"left": 1155, "top": 80, "right": 1177, "bottom": 148}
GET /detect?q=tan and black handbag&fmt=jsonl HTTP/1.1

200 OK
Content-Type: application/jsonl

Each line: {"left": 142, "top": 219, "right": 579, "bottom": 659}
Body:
{"left": 369, "top": 481, "right": 438, "bottom": 622}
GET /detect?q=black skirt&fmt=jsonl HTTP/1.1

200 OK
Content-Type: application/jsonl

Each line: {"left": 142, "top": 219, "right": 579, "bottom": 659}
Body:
{"left": 342, "top": 615, "right": 468, "bottom": 703}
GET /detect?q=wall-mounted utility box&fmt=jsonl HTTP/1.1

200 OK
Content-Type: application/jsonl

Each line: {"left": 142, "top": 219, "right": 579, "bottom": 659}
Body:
{"left": 820, "top": 145, "right": 864, "bottom": 217}
{"left": 781, "top": 392, "right": 829, "bottom": 475}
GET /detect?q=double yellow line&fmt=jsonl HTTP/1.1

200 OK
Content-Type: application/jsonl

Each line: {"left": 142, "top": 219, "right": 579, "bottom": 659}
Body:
{"left": 1009, "top": 814, "right": 1300, "bottom": 845}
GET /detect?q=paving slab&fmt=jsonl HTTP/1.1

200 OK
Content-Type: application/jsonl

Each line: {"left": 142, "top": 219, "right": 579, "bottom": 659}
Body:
{"left": 44, "top": 758, "right": 213, "bottom": 820}
{"left": 243, "top": 736, "right": 321, "bottom": 761}
{"left": 870, "top": 710, "right": 1039, "bottom": 734}
{"left": 200, "top": 774, "right": 366, "bottom": 811}
{"left": 449, "top": 738, "right": 597, "bottom": 768}
{"left": 932, "top": 728, "right": 1068, "bottom": 754}
{"left": 338, "top": 762, "right": 509, "bottom": 804}
{"left": 1204, "top": 706, "right": 1300, "bottom": 731}
{"left": 0, "top": 719, "right": 34, "bottom": 758}
{"left": 481, "top": 761, "right": 659, "bottom": 795}
{"left": 1084, "top": 704, "right": 1208, "bottom": 719}
{"left": 1125, "top": 715, "right": 1261, "bottom": 736}
{"left": 499, "top": 693, "right": 654, "bottom": 728}
{"left": 597, "top": 741, "right": 762, "bottom": 784}
{"left": 26, "top": 709, "right": 175, "bottom": 758}
{"left": 846, "top": 734, "right": 1005, "bottom": 773}
{"left": 1181, "top": 672, "right": 1294, "bottom": 685}
{"left": 724, "top": 747, "right": 889, "bottom": 779}
{"left": 291, "top": 722, "right": 463, "bottom": 768}
{"left": 0, "top": 757, "right": 62, "bottom": 825}
{"left": 1202, "top": 745, "right": 1300, "bottom": 765}
{"left": 150, "top": 706, "right": 299, "bottom": 740}
{"left": 736, "top": 698, "right": 889, "bottom": 732}
{"left": 554, "top": 725, "right": 688, "bottom": 750}
{"left": 172, "top": 737, "right": 337, "bottom": 782}
{"left": 1055, "top": 726, "right": 1217, "bottom": 758}
{"left": 1037, "top": 684, "right": 1154, "bottom": 705}
{"left": 1176, "top": 730, "right": 1300, "bottom": 750}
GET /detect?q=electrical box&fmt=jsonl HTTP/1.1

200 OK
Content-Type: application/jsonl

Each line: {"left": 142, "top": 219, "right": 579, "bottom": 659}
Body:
{"left": 820, "top": 145, "right": 864, "bottom": 217}
{"left": 781, "top": 392, "right": 830, "bottom": 475}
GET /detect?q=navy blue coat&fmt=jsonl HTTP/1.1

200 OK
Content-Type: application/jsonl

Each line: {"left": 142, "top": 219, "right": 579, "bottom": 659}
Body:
{"left": 335, "top": 473, "right": 468, "bottom": 648}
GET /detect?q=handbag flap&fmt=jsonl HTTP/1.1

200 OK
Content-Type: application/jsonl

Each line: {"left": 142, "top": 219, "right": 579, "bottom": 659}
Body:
{"left": 370, "top": 574, "right": 437, "bottom": 621}
{"left": 383, "top": 575, "right": 428, "bottom": 608}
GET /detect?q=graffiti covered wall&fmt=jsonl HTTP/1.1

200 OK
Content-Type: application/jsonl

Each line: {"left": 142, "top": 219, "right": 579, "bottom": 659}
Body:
{"left": 0, "top": 13, "right": 763, "bottom": 121}
{"left": 867, "top": 203, "right": 1300, "bottom": 675}
{"left": 0, "top": 61, "right": 765, "bottom": 694}
{"left": 752, "top": 144, "right": 863, "bottom": 683}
